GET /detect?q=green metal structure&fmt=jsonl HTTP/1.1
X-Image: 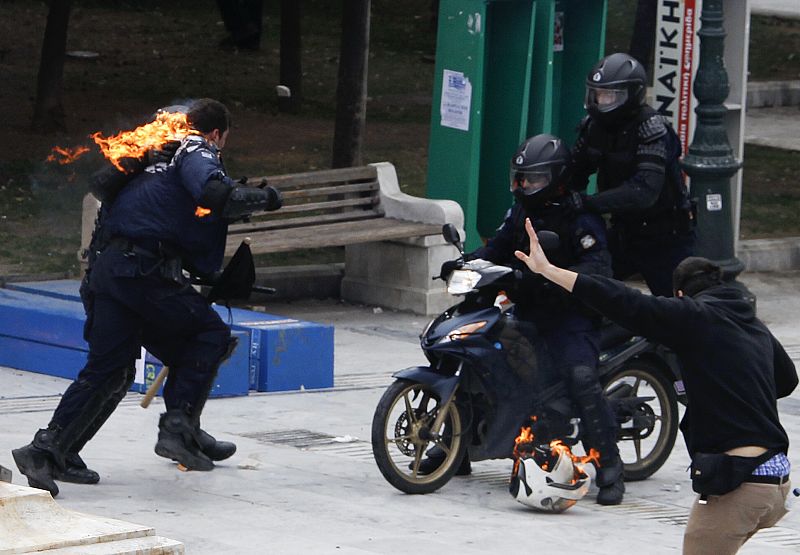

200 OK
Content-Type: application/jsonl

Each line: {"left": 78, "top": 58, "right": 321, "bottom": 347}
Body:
{"left": 426, "top": 0, "right": 607, "bottom": 249}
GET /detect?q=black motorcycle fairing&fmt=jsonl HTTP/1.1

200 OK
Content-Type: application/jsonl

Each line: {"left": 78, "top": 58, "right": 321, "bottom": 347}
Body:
{"left": 423, "top": 306, "right": 502, "bottom": 349}
{"left": 392, "top": 367, "right": 460, "bottom": 402}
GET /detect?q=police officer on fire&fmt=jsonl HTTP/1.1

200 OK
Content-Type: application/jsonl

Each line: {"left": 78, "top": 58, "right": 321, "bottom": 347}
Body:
{"left": 12, "top": 99, "right": 283, "bottom": 497}
{"left": 424, "top": 134, "right": 627, "bottom": 505}
{"left": 567, "top": 53, "right": 695, "bottom": 297}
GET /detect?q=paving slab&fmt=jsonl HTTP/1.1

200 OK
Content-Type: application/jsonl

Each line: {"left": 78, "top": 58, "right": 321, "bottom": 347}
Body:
{"left": 0, "top": 272, "right": 798, "bottom": 553}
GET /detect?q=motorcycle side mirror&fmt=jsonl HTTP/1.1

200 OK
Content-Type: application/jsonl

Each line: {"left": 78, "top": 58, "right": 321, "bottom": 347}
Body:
{"left": 441, "top": 223, "right": 464, "bottom": 254}
{"left": 536, "top": 230, "right": 560, "bottom": 251}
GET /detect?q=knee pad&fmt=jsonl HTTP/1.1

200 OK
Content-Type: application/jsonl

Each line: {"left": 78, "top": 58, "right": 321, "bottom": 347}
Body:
{"left": 567, "top": 365, "right": 602, "bottom": 395}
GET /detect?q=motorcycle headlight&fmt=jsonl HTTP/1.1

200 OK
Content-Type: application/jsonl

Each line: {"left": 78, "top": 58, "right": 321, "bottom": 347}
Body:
{"left": 447, "top": 269, "right": 481, "bottom": 295}
{"left": 437, "top": 321, "right": 487, "bottom": 344}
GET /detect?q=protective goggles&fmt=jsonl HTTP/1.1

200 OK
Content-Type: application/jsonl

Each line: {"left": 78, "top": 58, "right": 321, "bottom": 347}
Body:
{"left": 509, "top": 169, "right": 551, "bottom": 196}
{"left": 585, "top": 86, "right": 628, "bottom": 113}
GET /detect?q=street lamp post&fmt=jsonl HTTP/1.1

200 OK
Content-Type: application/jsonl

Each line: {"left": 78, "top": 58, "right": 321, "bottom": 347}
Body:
{"left": 680, "top": 0, "right": 744, "bottom": 279}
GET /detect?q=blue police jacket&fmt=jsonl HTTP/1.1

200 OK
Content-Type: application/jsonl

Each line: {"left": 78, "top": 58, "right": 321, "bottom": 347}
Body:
{"left": 103, "top": 135, "right": 232, "bottom": 276}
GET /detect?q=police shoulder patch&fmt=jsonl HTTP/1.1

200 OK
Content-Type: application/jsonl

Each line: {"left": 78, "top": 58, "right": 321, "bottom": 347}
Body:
{"left": 200, "top": 150, "right": 215, "bottom": 159}
{"left": 579, "top": 234, "right": 597, "bottom": 250}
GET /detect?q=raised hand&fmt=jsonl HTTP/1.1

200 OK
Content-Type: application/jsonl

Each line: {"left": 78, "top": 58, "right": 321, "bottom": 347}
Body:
{"left": 514, "top": 218, "right": 551, "bottom": 275}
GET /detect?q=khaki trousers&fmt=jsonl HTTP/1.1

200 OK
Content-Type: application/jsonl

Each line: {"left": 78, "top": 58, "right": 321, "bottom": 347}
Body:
{"left": 683, "top": 481, "right": 791, "bottom": 554}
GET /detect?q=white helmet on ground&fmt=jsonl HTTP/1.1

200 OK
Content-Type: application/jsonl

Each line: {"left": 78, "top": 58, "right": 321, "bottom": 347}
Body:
{"left": 509, "top": 450, "right": 591, "bottom": 513}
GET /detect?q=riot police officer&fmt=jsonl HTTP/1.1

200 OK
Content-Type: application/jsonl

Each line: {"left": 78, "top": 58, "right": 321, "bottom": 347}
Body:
{"left": 568, "top": 53, "right": 695, "bottom": 297}
{"left": 426, "top": 134, "right": 626, "bottom": 505}
{"left": 12, "top": 99, "right": 283, "bottom": 497}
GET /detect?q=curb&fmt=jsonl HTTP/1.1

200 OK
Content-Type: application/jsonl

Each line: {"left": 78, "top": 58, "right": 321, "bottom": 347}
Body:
{"left": 747, "top": 81, "right": 800, "bottom": 108}
{"left": 738, "top": 237, "right": 800, "bottom": 272}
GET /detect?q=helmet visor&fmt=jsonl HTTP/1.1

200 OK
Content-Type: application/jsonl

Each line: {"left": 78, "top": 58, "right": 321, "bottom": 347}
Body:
{"left": 509, "top": 169, "right": 551, "bottom": 196}
{"left": 585, "top": 86, "right": 628, "bottom": 113}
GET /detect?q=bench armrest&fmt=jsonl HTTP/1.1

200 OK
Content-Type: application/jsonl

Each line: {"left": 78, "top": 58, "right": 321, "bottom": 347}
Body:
{"left": 371, "top": 162, "right": 464, "bottom": 238}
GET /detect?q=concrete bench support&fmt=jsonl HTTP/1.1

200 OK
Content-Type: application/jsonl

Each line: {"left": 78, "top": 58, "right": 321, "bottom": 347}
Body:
{"left": 339, "top": 162, "right": 462, "bottom": 315}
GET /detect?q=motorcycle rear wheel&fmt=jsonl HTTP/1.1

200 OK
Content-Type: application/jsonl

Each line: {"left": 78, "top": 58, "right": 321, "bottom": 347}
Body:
{"left": 372, "top": 379, "right": 468, "bottom": 494}
{"left": 604, "top": 360, "right": 678, "bottom": 482}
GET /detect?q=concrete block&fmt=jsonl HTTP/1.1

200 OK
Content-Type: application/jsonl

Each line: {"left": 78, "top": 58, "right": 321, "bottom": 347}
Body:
{"left": 738, "top": 237, "right": 800, "bottom": 272}
{"left": 0, "top": 335, "right": 88, "bottom": 380}
{"left": 341, "top": 237, "right": 459, "bottom": 315}
{"left": 2, "top": 281, "right": 334, "bottom": 394}
{"left": 746, "top": 81, "right": 800, "bottom": 108}
{"left": 215, "top": 308, "right": 334, "bottom": 392}
{"left": 0, "top": 482, "right": 182, "bottom": 554}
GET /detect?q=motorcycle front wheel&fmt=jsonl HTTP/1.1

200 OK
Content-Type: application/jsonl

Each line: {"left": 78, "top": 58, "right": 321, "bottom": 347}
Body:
{"left": 604, "top": 360, "right": 679, "bottom": 482}
{"left": 371, "top": 378, "right": 468, "bottom": 494}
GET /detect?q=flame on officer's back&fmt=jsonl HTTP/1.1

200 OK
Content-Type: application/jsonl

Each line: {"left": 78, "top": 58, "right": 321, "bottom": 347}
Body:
{"left": 90, "top": 111, "right": 198, "bottom": 172}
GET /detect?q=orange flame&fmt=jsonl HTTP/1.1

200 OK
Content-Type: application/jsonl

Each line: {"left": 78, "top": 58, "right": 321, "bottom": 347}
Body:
{"left": 47, "top": 145, "right": 90, "bottom": 165}
{"left": 511, "top": 419, "right": 601, "bottom": 484}
{"left": 195, "top": 206, "right": 212, "bottom": 218}
{"left": 90, "top": 111, "right": 198, "bottom": 172}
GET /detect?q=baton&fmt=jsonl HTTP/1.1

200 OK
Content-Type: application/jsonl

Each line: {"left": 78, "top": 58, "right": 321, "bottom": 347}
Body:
{"left": 140, "top": 366, "right": 169, "bottom": 408}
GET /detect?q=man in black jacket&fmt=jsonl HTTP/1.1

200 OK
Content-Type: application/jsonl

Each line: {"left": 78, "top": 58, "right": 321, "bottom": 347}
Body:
{"left": 514, "top": 217, "right": 797, "bottom": 554}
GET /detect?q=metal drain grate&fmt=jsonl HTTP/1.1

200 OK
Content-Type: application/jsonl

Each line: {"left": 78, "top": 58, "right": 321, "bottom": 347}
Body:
{"left": 0, "top": 393, "right": 141, "bottom": 415}
{"left": 240, "top": 429, "right": 374, "bottom": 462}
{"left": 599, "top": 499, "right": 689, "bottom": 526}
{"left": 334, "top": 372, "right": 393, "bottom": 390}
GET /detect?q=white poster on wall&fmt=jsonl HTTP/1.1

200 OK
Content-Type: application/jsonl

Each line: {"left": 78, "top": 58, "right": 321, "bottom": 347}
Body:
{"left": 653, "top": 0, "right": 701, "bottom": 154}
{"left": 440, "top": 69, "right": 472, "bottom": 131}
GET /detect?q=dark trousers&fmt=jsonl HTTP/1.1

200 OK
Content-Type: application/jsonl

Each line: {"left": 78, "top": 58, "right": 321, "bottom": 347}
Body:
{"left": 520, "top": 310, "right": 618, "bottom": 462}
{"left": 50, "top": 245, "right": 231, "bottom": 431}
{"left": 609, "top": 228, "right": 695, "bottom": 297}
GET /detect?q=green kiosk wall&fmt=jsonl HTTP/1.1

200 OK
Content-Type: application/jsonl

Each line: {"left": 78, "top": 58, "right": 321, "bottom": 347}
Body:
{"left": 427, "top": 0, "right": 606, "bottom": 250}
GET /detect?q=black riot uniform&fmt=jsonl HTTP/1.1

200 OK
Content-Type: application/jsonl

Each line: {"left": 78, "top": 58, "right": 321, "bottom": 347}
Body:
{"left": 11, "top": 99, "right": 282, "bottom": 497}
{"left": 431, "top": 135, "right": 626, "bottom": 505}
{"left": 569, "top": 53, "right": 695, "bottom": 297}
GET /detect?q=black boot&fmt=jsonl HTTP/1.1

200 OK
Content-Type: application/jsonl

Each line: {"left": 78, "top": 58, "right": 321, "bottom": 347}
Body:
{"left": 154, "top": 410, "right": 214, "bottom": 471}
{"left": 12, "top": 428, "right": 63, "bottom": 497}
{"left": 595, "top": 456, "right": 625, "bottom": 505}
{"left": 53, "top": 452, "right": 100, "bottom": 485}
{"left": 196, "top": 428, "right": 236, "bottom": 461}
{"left": 411, "top": 445, "right": 472, "bottom": 476}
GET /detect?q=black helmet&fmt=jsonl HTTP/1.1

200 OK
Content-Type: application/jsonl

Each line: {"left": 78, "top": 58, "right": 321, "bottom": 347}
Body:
{"left": 585, "top": 53, "right": 647, "bottom": 125}
{"left": 509, "top": 134, "right": 569, "bottom": 210}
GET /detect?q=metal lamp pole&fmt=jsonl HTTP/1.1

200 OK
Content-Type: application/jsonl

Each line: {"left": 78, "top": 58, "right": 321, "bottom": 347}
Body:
{"left": 680, "top": 0, "right": 744, "bottom": 278}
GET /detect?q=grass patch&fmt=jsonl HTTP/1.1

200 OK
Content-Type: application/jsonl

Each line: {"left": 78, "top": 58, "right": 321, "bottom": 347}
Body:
{"left": 740, "top": 145, "right": 800, "bottom": 239}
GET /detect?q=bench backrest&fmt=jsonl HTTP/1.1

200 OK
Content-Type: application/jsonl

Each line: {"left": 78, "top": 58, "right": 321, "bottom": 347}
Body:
{"left": 228, "top": 166, "right": 382, "bottom": 236}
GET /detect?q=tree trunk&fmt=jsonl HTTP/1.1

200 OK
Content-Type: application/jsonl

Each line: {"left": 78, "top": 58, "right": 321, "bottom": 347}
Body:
{"left": 279, "top": 0, "right": 303, "bottom": 113}
{"left": 32, "top": 0, "right": 72, "bottom": 132}
{"left": 629, "top": 0, "right": 657, "bottom": 79}
{"left": 331, "top": 0, "right": 370, "bottom": 168}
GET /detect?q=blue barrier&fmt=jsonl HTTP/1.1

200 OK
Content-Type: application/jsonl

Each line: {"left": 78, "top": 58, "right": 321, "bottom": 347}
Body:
{"left": 2, "top": 281, "right": 334, "bottom": 393}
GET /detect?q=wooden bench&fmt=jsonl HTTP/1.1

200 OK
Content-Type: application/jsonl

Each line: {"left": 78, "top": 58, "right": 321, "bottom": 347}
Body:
{"left": 80, "top": 162, "right": 464, "bottom": 314}
{"left": 225, "top": 165, "right": 442, "bottom": 256}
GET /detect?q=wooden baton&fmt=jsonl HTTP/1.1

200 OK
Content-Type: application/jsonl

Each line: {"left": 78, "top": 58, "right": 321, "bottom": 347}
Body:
{"left": 140, "top": 366, "right": 169, "bottom": 408}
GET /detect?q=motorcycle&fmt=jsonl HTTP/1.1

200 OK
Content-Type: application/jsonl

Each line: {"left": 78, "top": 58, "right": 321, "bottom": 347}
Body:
{"left": 371, "top": 224, "right": 682, "bottom": 494}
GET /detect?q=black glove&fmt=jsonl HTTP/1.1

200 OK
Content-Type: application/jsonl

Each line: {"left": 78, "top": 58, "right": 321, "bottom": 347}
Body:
{"left": 439, "top": 259, "right": 462, "bottom": 281}
{"left": 262, "top": 186, "right": 283, "bottom": 211}
{"left": 144, "top": 140, "right": 180, "bottom": 166}
{"left": 117, "top": 156, "right": 144, "bottom": 175}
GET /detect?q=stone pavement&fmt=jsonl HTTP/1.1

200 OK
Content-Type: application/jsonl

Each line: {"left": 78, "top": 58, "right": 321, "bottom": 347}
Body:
{"left": 1, "top": 272, "right": 799, "bottom": 553}
{"left": 745, "top": 106, "right": 800, "bottom": 152}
